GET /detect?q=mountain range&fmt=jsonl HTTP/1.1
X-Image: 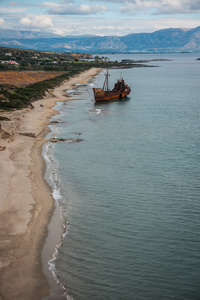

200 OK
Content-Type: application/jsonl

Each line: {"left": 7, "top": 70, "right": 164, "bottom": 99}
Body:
{"left": 0, "top": 26, "right": 200, "bottom": 53}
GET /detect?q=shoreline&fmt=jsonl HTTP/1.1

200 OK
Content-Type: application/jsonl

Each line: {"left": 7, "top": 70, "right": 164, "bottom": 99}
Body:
{"left": 0, "top": 68, "right": 101, "bottom": 300}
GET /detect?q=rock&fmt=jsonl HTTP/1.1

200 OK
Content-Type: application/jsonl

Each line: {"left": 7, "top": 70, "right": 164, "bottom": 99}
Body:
{"left": 1, "top": 131, "right": 15, "bottom": 142}
{"left": 51, "top": 120, "right": 60, "bottom": 124}
{"left": 0, "top": 116, "right": 11, "bottom": 121}
{"left": 0, "top": 146, "right": 6, "bottom": 151}
{"left": 49, "top": 138, "right": 83, "bottom": 143}
{"left": 19, "top": 132, "right": 36, "bottom": 138}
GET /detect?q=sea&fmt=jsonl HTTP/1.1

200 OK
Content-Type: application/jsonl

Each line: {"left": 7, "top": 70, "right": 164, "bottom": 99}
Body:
{"left": 42, "top": 53, "right": 200, "bottom": 300}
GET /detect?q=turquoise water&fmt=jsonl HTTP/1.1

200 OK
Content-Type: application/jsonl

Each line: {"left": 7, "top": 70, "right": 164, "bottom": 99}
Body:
{"left": 46, "top": 54, "right": 200, "bottom": 300}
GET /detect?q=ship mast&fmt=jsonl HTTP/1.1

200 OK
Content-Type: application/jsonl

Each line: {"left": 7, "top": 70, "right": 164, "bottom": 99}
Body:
{"left": 102, "top": 69, "right": 109, "bottom": 91}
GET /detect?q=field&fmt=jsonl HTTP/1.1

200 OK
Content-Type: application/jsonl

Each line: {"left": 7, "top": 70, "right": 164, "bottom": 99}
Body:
{"left": 0, "top": 71, "right": 64, "bottom": 87}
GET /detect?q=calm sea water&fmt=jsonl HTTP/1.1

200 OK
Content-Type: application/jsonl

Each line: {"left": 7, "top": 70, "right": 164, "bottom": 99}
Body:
{"left": 45, "top": 54, "right": 200, "bottom": 300}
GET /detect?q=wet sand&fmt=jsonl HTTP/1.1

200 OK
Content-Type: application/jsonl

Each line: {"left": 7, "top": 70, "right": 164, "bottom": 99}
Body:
{"left": 0, "top": 68, "right": 101, "bottom": 300}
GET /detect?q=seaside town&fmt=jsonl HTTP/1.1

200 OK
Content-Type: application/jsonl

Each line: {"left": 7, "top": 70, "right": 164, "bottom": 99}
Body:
{"left": 0, "top": 47, "right": 93, "bottom": 69}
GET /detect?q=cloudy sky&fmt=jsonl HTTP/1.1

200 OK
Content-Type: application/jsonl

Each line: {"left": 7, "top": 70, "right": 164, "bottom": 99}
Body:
{"left": 0, "top": 0, "right": 200, "bottom": 36}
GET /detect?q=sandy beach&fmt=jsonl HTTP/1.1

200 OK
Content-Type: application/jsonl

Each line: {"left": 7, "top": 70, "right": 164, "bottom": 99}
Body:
{"left": 0, "top": 68, "right": 101, "bottom": 300}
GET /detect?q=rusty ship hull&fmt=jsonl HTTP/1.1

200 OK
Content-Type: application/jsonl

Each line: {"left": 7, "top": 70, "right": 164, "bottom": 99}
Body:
{"left": 93, "top": 88, "right": 131, "bottom": 102}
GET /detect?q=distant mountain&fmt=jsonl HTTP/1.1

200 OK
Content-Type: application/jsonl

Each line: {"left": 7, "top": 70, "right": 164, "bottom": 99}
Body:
{"left": 121, "top": 27, "right": 200, "bottom": 52}
{"left": 0, "top": 29, "right": 60, "bottom": 39}
{"left": 0, "top": 27, "right": 200, "bottom": 53}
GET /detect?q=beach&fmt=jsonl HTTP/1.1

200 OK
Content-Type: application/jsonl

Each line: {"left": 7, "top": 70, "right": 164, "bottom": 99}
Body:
{"left": 0, "top": 68, "right": 101, "bottom": 300}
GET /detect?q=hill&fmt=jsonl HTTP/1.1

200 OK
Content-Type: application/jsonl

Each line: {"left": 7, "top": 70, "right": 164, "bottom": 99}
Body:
{"left": 0, "top": 27, "right": 200, "bottom": 53}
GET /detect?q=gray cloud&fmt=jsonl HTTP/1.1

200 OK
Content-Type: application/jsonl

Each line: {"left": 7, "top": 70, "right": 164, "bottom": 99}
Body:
{"left": 156, "top": 0, "right": 200, "bottom": 14}
{"left": 85, "top": 0, "right": 200, "bottom": 15}
{"left": 47, "top": 2, "right": 108, "bottom": 15}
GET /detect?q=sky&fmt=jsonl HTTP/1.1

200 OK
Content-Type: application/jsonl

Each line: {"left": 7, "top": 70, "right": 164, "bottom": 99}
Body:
{"left": 0, "top": 0, "right": 200, "bottom": 36}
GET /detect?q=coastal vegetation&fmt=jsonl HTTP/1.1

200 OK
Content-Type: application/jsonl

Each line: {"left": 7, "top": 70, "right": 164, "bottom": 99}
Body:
{"left": 0, "top": 70, "right": 79, "bottom": 110}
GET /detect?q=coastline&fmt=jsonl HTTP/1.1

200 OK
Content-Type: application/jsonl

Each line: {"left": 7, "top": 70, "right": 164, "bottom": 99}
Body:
{"left": 0, "top": 68, "right": 101, "bottom": 300}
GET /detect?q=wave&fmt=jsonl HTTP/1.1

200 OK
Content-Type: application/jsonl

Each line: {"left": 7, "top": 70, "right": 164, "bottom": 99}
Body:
{"left": 66, "top": 89, "right": 75, "bottom": 94}
{"left": 43, "top": 141, "right": 73, "bottom": 299}
{"left": 74, "top": 83, "right": 88, "bottom": 86}
{"left": 89, "top": 108, "right": 101, "bottom": 114}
